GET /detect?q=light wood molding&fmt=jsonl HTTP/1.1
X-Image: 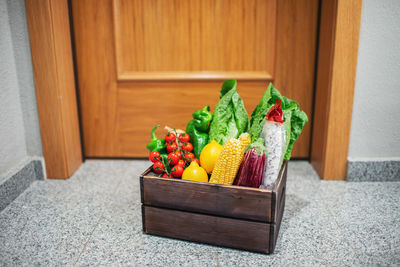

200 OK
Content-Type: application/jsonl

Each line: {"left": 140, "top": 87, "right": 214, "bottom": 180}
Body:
{"left": 311, "top": 0, "right": 362, "bottom": 180}
{"left": 118, "top": 71, "right": 273, "bottom": 81}
{"left": 25, "top": 0, "right": 82, "bottom": 178}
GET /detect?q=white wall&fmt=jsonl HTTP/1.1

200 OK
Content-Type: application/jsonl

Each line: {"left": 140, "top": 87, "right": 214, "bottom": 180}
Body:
{"left": 0, "top": 0, "right": 42, "bottom": 178}
{"left": 7, "top": 0, "right": 42, "bottom": 156}
{"left": 348, "top": 0, "right": 400, "bottom": 160}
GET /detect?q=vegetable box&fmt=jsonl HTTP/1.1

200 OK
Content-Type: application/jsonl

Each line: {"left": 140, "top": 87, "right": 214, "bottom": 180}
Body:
{"left": 139, "top": 161, "right": 287, "bottom": 254}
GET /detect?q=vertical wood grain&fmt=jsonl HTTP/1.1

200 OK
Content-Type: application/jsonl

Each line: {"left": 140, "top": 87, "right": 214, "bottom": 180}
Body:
{"left": 71, "top": 0, "right": 119, "bottom": 156}
{"left": 113, "top": 0, "right": 276, "bottom": 77}
{"left": 311, "top": 0, "right": 337, "bottom": 177}
{"left": 274, "top": 0, "right": 319, "bottom": 158}
{"left": 25, "top": 0, "right": 82, "bottom": 178}
{"left": 311, "top": 0, "right": 362, "bottom": 179}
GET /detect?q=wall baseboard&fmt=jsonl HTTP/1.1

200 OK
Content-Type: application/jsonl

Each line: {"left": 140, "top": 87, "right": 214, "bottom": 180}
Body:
{"left": 0, "top": 159, "right": 44, "bottom": 212}
{"left": 347, "top": 160, "right": 400, "bottom": 182}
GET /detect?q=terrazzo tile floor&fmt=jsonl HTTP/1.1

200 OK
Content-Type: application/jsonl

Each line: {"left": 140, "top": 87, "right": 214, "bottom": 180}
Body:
{"left": 0, "top": 160, "right": 399, "bottom": 266}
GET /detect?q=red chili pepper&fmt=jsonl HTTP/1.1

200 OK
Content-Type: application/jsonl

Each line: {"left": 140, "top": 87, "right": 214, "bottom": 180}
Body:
{"left": 266, "top": 99, "right": 284, "bottom": 123}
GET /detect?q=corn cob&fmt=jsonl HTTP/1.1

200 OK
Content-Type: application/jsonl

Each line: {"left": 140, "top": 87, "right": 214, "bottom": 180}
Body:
{"left": 209, "top": 133, "right": 251, "bottom": 185}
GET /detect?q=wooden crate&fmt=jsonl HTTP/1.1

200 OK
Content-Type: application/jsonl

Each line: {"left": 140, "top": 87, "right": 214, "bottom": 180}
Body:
{"left": 140, "top": 161, "right": 287, "bottom": 254}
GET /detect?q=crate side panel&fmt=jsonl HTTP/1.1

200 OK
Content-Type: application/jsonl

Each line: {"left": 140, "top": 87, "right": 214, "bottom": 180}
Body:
{"left": 142, "top": 177, "right": 273, "bottom": 222}
{"left": 270, "top": 191, "right": 286, "bottom": 253}
{"left": 144, "top": 206, "right": 270, "bottom": 253}
{"left": 272, "top": 161, "right": 288, "bottom": 223}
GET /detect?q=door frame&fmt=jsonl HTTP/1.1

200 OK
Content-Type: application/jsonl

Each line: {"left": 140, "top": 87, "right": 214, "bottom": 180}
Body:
{"left": 25, "top": 0, "right": 362, "bottom": 179}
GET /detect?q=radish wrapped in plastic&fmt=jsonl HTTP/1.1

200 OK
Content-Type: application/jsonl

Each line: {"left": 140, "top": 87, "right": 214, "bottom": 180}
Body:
{"left": 260, "top": 99, "right": 286, "bottom": 189}
{"left": 234, "top": 139, "right": 266, "bottom": 188}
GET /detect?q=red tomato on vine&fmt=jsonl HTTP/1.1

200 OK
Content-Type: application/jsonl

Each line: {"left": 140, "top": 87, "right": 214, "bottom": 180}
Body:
{"left": 182, "top": 143, "right": 193, "bottom": 152}
{"left": 165, "top": 132, "right": 176, "bottom": 143}
{"left": 167, "top": 152, "right": 179, "bottom": 165}
{"left": 153, "top": 161, "right": 165, "bottom": 174}
{"left": 149, "top": 151, "right": 161, "bottom": 163}
{"left": 178, "top": 133, "right": 190, "bottom": 143}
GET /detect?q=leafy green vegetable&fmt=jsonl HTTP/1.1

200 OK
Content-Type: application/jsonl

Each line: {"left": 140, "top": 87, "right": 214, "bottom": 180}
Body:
{"left": 249, "top": 83, "right": 308, "bottom": 160}
{"left": 285, "top": 107, "right": 308, "bottom": 159}
{"left": 208, "top": 80, "right": 249, "bottom": 145}
{"left": 220, "top": 79, "right": 237, "bottom": 98}
{"left": 249, "top": 83, "right": 281, "bottom": 141}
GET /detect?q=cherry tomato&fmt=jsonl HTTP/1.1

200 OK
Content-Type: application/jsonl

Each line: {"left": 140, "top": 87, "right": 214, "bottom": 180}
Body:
{"left": 171, "top": 165, "right": 184, "bottom": 178}
{"left": 162, "top": 173, "right": 172, "bottom": 178}
{"left": 167, "top": 152, "right": 179, "bottom": 165}
{"left": 177, "top": 160, "right": 185, "bottom": 167}
{"left": 149, "top": 151, "right": 161, "bottom": 163}
{"left": 184, "top": 152, "right": 195, "bottom": 162}
{"left": 193, "top": 158, "right": 200, "bottom": 165}
{"left": 178, "top": 133, "right": 190, "bottom": 143}
{"left": 165, "top": 132, "right": 176, "bottom": 143}
{"left": 182, "top": 143, "right": 193, "bottom": 152}
{"left": 175, "top": 150, "right": 182, "bottom": 159}
{"left": 166, "top": 142, "right": 177, "bottom": 153}
{"left": 153, "top": 161, "right": 165, "bottom": 174}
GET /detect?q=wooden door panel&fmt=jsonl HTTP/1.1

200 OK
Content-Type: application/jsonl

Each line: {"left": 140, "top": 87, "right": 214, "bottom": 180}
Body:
{"left": 117, "top": 81, "right": 269, "bottom": 156}
{"left": 274, "top": 0, "right": 319, "bottom": 158}
{"left": 72, "top": 0, "right": 318, "bottom": 158}
{"left": 72, "top": 0, "right": 118, "bottom": 156}
{"left": 114, "top": 0, "right": 276, "bottom": 79}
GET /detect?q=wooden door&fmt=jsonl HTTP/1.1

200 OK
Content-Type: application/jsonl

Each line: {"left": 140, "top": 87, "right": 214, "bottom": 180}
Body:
{"left": 72, "top": 0, "right": 318, "bottom": 158}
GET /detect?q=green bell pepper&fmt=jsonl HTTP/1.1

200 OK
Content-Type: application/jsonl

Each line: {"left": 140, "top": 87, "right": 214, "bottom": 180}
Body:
{"left": 146, "top": 125, "right": 167, "bottom": 154}
{"left": 186, "top": 106, "right": 213, "bottom": 159}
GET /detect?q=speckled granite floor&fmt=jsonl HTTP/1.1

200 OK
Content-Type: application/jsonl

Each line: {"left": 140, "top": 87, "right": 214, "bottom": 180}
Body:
{"left": 0, "top": 160, "right": 399, "bottom": 266}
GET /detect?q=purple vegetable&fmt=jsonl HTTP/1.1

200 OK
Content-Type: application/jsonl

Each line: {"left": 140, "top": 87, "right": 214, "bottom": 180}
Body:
{"left": 234, "top": 148, "right": 266, "bottom": 188}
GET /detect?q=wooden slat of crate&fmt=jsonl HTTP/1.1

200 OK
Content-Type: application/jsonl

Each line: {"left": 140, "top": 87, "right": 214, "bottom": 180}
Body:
{"left": 269, "top": 190, "right": 286, "bottom": 253}
{"left": 272, "top": 161, "right": 288, "bottom": 222}
{"left": 141, "top": 176, "right": 273, "bottom": 222}
{"left": 140, "top": 162, "right": 287, "bottom": 223}
{"left": 143, "top": 206, "right": 271, "bottom": 254}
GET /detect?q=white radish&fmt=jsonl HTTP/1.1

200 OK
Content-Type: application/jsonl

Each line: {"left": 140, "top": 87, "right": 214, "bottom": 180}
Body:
{"left": 260, "top": 99, "right": 286, "bottom": 189}
{"left": 261, "top": 120, "right": 286, "bottom": 189}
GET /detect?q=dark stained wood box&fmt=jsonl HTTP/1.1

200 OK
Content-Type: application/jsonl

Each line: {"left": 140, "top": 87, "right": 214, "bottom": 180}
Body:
{"left": 140, "top": 161, "right": 288, "bottom": 254}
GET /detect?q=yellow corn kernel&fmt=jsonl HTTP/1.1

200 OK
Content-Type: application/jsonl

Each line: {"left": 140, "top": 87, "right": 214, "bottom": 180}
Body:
{"left": 210, "top": 134, "right": 250, "bottom": 185}
{"left": 239, "top": 133, "right": 251, "bottom": 151}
